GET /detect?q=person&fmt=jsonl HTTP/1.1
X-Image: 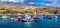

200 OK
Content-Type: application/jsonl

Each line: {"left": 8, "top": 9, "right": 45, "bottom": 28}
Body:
{"left": 43, "top": 15, "right": 46, "bottom": 19}
{"left": 18, "top": 18, "right": 22, "bottom": 21}
{"left": 27, "top": 16, "right": 32, "bottom": 20}
{"left": 17, "top": 16, "right": 22, "bottom": 22}
{"left": 46, "top": 15, "right": 52, "bottom": 19}
{"left": 22, "top": 15, "right": 32, "bottom": 22}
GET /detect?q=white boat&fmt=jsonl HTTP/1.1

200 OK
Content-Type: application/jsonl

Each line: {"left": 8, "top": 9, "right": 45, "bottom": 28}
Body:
{"left": 10, "top": 17, "right": 15, "bottom": 20}
{"left": 1, "top": 16, "right": 10, "bottom": 18}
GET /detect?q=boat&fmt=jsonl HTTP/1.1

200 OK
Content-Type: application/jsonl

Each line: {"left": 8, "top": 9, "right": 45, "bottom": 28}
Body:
{"left": 10, "top": 15, "right": 37, "bottom": 22}
{"left": 22, "top": 15, "right": 36, "bottom": 22}
{"left": 22, "top": 18, "right": 36, "bottom": 22}
{"left": 1, "top": 16, "right": 10, "bottom": 19}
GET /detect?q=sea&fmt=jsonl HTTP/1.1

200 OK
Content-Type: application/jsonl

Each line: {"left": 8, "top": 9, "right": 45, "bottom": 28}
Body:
{"left": 0, "top": 15, "right": 60, "bottom": 28}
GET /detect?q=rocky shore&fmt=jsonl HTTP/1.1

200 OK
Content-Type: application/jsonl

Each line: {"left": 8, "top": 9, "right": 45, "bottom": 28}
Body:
{"left": 0, "top": 5, "right": 60, "bottom": 15}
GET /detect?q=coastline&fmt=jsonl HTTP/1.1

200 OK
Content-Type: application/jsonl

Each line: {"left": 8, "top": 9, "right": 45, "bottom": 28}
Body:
{"left": 0, "top": 14, "right": 60, "bottom": 16}
{"left": 0, "top": 2, "right": 60, "bottom": 16}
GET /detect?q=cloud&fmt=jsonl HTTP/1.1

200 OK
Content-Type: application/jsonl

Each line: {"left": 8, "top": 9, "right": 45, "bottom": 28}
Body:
{"left": 20, "top": 0, "right": 24, "bottom": 3}
{"left": 0, "top": 0, "right": 24, "bottom": 3}
{"left": 27, "top": 2, "right": 34, "bottom": 4}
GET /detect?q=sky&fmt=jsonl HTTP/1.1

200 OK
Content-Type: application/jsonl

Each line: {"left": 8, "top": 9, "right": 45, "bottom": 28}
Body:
{"left": 0, "top": 0, "right": 60, "bottom": 7}
{"left": 0, "top": 0, "right": 24, "bottom": 3}
{"left": 0, "top": 0, "right": 57, "bottom": 3}
{"left": 0, "top": 0, "right": 55, "bottom": 3}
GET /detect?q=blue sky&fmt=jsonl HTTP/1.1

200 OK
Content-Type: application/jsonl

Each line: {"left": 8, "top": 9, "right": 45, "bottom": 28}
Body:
{"left": 0, "top": 0, "right": 24, "bottom": 3}
{"left": 0, "top": 0, "right": 60, "bottom": 7}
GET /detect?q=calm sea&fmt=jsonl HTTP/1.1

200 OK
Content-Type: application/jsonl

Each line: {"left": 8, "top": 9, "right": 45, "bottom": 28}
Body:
{"left": 0, "top": 15, "right": 60, "bottom": 28}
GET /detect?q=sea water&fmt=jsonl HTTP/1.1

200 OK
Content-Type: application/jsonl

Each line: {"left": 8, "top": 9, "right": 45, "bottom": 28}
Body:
{"left": 0, "top": 15, "right": 60, "bottom": 28}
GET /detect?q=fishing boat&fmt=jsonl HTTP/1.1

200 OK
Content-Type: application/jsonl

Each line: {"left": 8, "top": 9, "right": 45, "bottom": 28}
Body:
{"left": 22, "top": 18, "right": 36, "bottom": 22}
{"left": 22, "top": 15, "right": 36, "bottom": 22}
